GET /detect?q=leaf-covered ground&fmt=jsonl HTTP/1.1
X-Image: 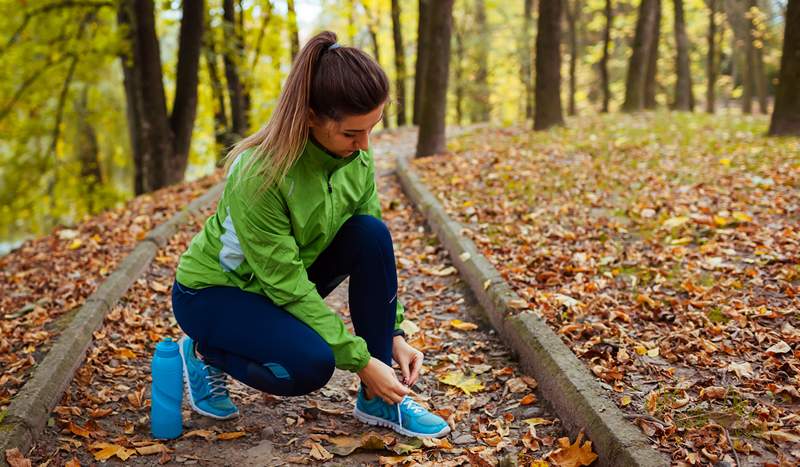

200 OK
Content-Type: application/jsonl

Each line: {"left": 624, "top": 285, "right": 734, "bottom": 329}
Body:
{"left": 1, "top": 174, "right": 223, "bottom": 411}
{"left": 414, "top": 112, "right": 800, "bottom": 466}
{"left": 8, "top": 131, "right": 601, "bottom": 466}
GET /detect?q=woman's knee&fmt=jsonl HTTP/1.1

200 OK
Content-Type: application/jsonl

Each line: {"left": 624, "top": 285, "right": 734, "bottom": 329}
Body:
{"left": 345, "top": 215, "right": 392, "bottom": 249}
{"left": 289, "top": 347, "right": 335, "bottom": 395}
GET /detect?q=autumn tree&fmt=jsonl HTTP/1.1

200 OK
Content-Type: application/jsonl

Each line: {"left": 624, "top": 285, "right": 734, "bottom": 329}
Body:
{"left": 622, "top": 0, "right": 658, "bottom": 111}
{"left": 520, "top": 0, "right": 535, "bottom": 119}
{"left": 534, "top": 0, "right": 564, "bottom": 130}
{"left": 223, "top": 0, "right": 250, "bottom": 140}
{"left": 471, "top": 0, "right": 490, "bottom": 122}
{"left": 287, "top": 0, "right": 299, "bottom": 61}
{"left": 599, "top": 0, "right": 613, "bottom": 112}
{"left": 672, "top": 0, "right": 694, "bottom": 110}
{"left": 565, "top": 0, "right": 580, "bottom": 116}
{"left": 391, "top": 0, "right": 408, "bottom": 126}
{"left": 416, "top": 0, "right": 454, "bottom": 156}
{"left": 117, "top": 0, "right": 204, "bottom": 194}
{"left": 768, "top": 0, "right": 800, "bottom": 135}
{"left": 706, "top": 0, "right": 718, "bottom": 113}
{"left": 644, "top": 0, "right": 661, "bottom": 109}
{"left": 413, "top": 0, "right": 432, "bottom": 125}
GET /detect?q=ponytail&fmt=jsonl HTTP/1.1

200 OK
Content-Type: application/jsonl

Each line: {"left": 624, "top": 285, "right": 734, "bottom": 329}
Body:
{"left": 224, "top": 30, "right": 389, "bottom": 194}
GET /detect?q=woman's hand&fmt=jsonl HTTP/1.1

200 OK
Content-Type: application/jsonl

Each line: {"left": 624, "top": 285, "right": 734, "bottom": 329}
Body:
{"left": 356, "top": 357, "right": 410, "bottom": 404}
{"left": 392, "top": 335, "right": 424, "bottom": 387}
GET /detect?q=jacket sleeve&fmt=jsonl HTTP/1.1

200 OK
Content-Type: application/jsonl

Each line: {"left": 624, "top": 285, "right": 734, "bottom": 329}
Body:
{"left": 353, "top": 148, "right": 405, "bottom": 331}
{"left": 228, "top": 177, "right": 371, "bottom": 372}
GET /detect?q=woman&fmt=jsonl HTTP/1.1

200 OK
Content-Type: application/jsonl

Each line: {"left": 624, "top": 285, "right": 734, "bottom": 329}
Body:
{"left": 171, "top": 31, "right": 450, "bottom": 438}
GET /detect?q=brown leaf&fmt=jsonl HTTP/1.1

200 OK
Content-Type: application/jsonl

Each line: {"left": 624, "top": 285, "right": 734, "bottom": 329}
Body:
{"left": 520, "top": 393, "right": 537, "bottom": 405}
{"left": 699, "top": 386, "right": 727, "bottom": 400}
{"left": 135, "top": 443, "right": 167, "bottom": 455}
{"left": 217, "top": 431, "right": 246, "bottom": 440}
{"left": 89, "top": 442, "right": 136, "bottom": 461}
{"left": 64, "top": 458, "right": 81, "bottom": 467}
{"left": 68, "top": 421, "right": 91, "bottom": 438}
{"left": 4, "top": 448, "right": 31, "bottom": 467}
{"left": 548, "top": 431, "right": 598, "bottom": 467}
{"left": 308, "top": 441, "right": 333, "bottom": 461}
{"left": 183, "top": 429, "right": 215, "bottom": 440}
{"left": 89, "top": 408, "right": 113, "bottom": 418}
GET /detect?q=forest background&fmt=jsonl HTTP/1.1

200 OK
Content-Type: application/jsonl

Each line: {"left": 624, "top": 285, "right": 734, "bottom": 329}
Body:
{"left": 0, "top": 0, "right": 793, "bottom": 255}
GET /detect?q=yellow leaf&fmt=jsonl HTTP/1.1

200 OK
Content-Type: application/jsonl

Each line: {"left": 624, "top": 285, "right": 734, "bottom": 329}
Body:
{"left": 89, "top": 443, "right": 136, "bottom": 461}
{"left": 713, "top": 215, "right": 730, "bottom": 227}
{"left": 548, "top": 432, "right": 598, "bottom": 467}
{"left": 634, "top": 345, "right": 647, "bottom": 356}
{"left": 621, "top": 395, "right": 632, "bottom": 406}
{"left": 661, "top": 216, "right": 689, "bottom": 229}
{"left": 732, "top": 211, "right": 752, "bottom": 223}
{"left": 438, "top": 371, "right": 484, "bottom": 395}
{"left": 524, "top": 418, "right": 553, "bottom": 426}
{"left": 646, "top": 347, "right": 660, "bottom": 357}
{"left": 531, "top": 461, "right": 550, "bottom": 467}
{"left": 68, "top": 239, "right": 83, "bottom": 250}
{"left": 450, "top": 319, "right": 478, "bottom": 331}
{"left": 116, "top": 348, "right": 136, "bottom": 359}
{"left": 719, "top": 158, "right": 731, "bottom": 167}
{"left": 217, "top": 431, "right": 246, "bottom": 440}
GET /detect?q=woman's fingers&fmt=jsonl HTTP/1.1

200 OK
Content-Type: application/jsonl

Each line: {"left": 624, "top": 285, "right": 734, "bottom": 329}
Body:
{"left": 398, "top": 357, "right": 411, "bottom": 385}
{"left": 408, "top": 353, "right": 423, "bottom": 386}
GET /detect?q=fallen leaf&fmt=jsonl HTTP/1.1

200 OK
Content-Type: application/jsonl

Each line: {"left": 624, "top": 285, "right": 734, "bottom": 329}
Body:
{"left": 506, "top": 377, "right": 529, "bottom": 393}
{"left": 4, "top": 448, "right": 31, "bottom": 467}
{"left": 662, "top": 216, "right": 689, "bottom": 230}
{"left": 89, "top": 408, "right": 113, "bottom": 418}
{"left": 64, "top": 458, "right": 80, "bottom": 467}
{"left": 135, "top": 443, "right": 167, "bottom": 455}
{"left": 766, "top": 340, "right": 791, "bottom": 354}
{"left": 89, "top": 443, "right": 136, "bottom": 461}
{"left": 520, "top": 394, "right": 537, "bottom": 405}
{"left": 68, "top": 421, "right": 91, "bottom": 438}
{"left": 116, "top": 348, "right": 136, "bottom": 359}
{"left": 760, "top": 430, "right": 800, "bottom": 444}
{"left": 217, "top": 431, "right": 246, "bottom": 440}
{"left": 524, "top": 418, "right": 554, "bottom": 426}
{"left": 183, "top": 429, "right": 215, "bottom": 439}
{"left": 727, "top": 361, "right": 754, "bottom": 379}
{"left": 438, "top": 371, "right": 484, "bottom": 395}
{"left": 68, "top": 239, "right": 83, "bottom": 250}
{"left": 450, "top": 319, "right": 478, "bottom": 331}
{"left": 308, "top": 441, "right": 333, "bottom": 461}
{"left": 548, "top": 432, "right": 598, "bottom": 467}
{"left": 700, "top": 386, "right": 727, "bottom": 400}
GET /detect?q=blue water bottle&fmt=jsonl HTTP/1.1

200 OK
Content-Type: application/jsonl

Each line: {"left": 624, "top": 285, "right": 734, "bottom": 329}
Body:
{"left": 150, "top": 337, "right": 183, "bottom": 439}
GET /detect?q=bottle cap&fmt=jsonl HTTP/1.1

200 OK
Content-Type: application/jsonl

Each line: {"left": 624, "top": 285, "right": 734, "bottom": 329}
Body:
{"left": 155, "top": 337, "right": 180, "bottom": 357}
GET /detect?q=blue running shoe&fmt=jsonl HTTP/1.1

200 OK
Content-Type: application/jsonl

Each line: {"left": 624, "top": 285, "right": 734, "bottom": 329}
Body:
{"left": 353, "top": 386, "right": 450, "bottom": 438}
{"left": 178, "top": 336, "right": 239, "bottom": 420}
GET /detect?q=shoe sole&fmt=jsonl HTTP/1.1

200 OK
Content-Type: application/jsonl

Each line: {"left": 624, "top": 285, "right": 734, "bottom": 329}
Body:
{"left": 353, "top": 406, "right": 451, "bottom": 438}
{"left": 178, "top": 337, "right": 239, "bottom": 420}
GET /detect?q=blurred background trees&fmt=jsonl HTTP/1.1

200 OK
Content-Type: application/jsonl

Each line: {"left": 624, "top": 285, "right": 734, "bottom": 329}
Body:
{"left": 0, "top": 0, "right": 796, "bottom": 252}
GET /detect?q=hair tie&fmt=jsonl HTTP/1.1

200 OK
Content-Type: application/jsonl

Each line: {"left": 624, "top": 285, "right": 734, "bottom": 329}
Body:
{"left": 327, "top": 43, "right": 341, "bottom": 51}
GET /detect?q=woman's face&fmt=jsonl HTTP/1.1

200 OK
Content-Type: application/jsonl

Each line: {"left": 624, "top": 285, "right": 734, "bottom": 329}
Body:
{"left": 309, "top": 104, "right": 385, "bottom": 158}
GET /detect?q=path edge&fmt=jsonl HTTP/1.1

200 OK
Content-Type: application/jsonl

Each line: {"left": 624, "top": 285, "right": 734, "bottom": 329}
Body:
{"left": 395, "top": 155, "right": 669, "bottom": 467}
{"left": 1, "top": 182, "right": 225, "bottom": 464}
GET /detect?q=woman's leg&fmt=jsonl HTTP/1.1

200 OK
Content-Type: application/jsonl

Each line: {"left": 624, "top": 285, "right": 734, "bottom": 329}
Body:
{"left": 307, "top": 215, "right": 398, "bottom": 366}
{"left": 172, "top": 281, "right": 335, "bottom": 396}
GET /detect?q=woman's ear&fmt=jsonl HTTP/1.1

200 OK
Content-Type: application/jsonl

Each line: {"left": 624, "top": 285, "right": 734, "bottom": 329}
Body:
{"left": 307, "top": 109, "right": 319, "bottom": 128}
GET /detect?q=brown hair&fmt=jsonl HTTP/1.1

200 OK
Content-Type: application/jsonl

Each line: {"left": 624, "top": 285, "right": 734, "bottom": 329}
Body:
{"left": 224, "top": 31, "right": 389, "bottom": 192}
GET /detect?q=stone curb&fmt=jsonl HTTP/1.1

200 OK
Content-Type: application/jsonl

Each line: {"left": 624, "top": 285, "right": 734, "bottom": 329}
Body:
{"left": 395, "top": 155, "right": 669, "bottom": 467}
{"left": 1, "top": 181, "right": 225, "bottom": 464}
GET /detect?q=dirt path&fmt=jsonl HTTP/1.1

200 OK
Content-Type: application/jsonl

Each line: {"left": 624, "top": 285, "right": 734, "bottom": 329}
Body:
{"left": 26, "top": 130, "right": 568, "bottom": 466}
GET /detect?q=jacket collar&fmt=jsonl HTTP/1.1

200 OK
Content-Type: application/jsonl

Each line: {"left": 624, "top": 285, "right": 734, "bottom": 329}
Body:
{"left": 304, "top": 135, "right": 362, "bottom": 174}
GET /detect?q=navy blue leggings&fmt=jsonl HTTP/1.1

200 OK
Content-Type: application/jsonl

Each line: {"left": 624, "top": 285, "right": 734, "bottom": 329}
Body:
{"left": 171, "top": 215, "right": 398, "bottom": 397}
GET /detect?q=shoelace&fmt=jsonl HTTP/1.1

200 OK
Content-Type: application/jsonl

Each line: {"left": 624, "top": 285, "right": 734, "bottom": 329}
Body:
{"left": 396, "top": 397, "right": 427, "bottom": 426}
{"left": 204, "top": 365, "right": 229, "bottom": 398}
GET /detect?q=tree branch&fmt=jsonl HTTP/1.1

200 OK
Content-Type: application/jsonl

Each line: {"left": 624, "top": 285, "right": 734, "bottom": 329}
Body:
{"left": 250, "top": 0, "right": 273, "bottom": 74}
{"left": 1, "top": 1, "right": 113, "bottom": 55}
{"left": 0, "top": 55, "right": 72, "bottom": 123}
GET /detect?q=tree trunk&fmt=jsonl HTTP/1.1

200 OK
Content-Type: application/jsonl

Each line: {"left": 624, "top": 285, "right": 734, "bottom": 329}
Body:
{"left": 623, "top": 0, "right": 658, "bottom": 111}
{"left": 287, "top": 0, "right": 300, "bottom": 61}
{"left": 750, "top": 0, "right": 767, "bottom": 113}
{"left": 768, "top": 0, "right": 800, "bottom": 135}
{"left": 672, "top": 0, "right": 694, "bottom": 110}
{"left": 223, "top": 0, "right": 248, "bottom": 139}
{"left": 413, "top": 0, "right": 431, "bottom": 125}
{"left": 706, "top": 0, "right": 717, "bottom": 113}
{"left": 75, "top": 85, "right": 101, "bottom": 210}
{"left": 364, "top": 2, "right": 390, "bottom": 128}
{"left": 416, "top": 0, "right": 454, "bottom": 157}
{"left": 118, "top": 0, "right": 203, "bottom": 194}
{"left": 534, "top": 0, "right": 565, "bottom": 130}
{"left": 644, "top": 0, "right": 661, "bottom": 109}
{"left": 454, "top": 18, "right": 465, "bottom": 125}
{"left": 391, "top": 0, "right": 407, "bottom": 126}
{"left": 471, "top": 0, "right": 490, "bottom": 122}
{"left": 203, "top": 8, "right": 232, "bottom": 157}
{"left": 600, "top": 0, "right": 613, "bottom": 112}
{"left": 521, "top": 0, "right": 535, "bottom": 119}
{"left": 565, "top": 0, "right": 579, "bottom": 116}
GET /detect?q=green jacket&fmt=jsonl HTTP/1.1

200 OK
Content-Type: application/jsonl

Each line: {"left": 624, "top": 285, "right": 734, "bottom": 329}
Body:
{"left": 176, "top": 139, "right": 404, "bottom": 372}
